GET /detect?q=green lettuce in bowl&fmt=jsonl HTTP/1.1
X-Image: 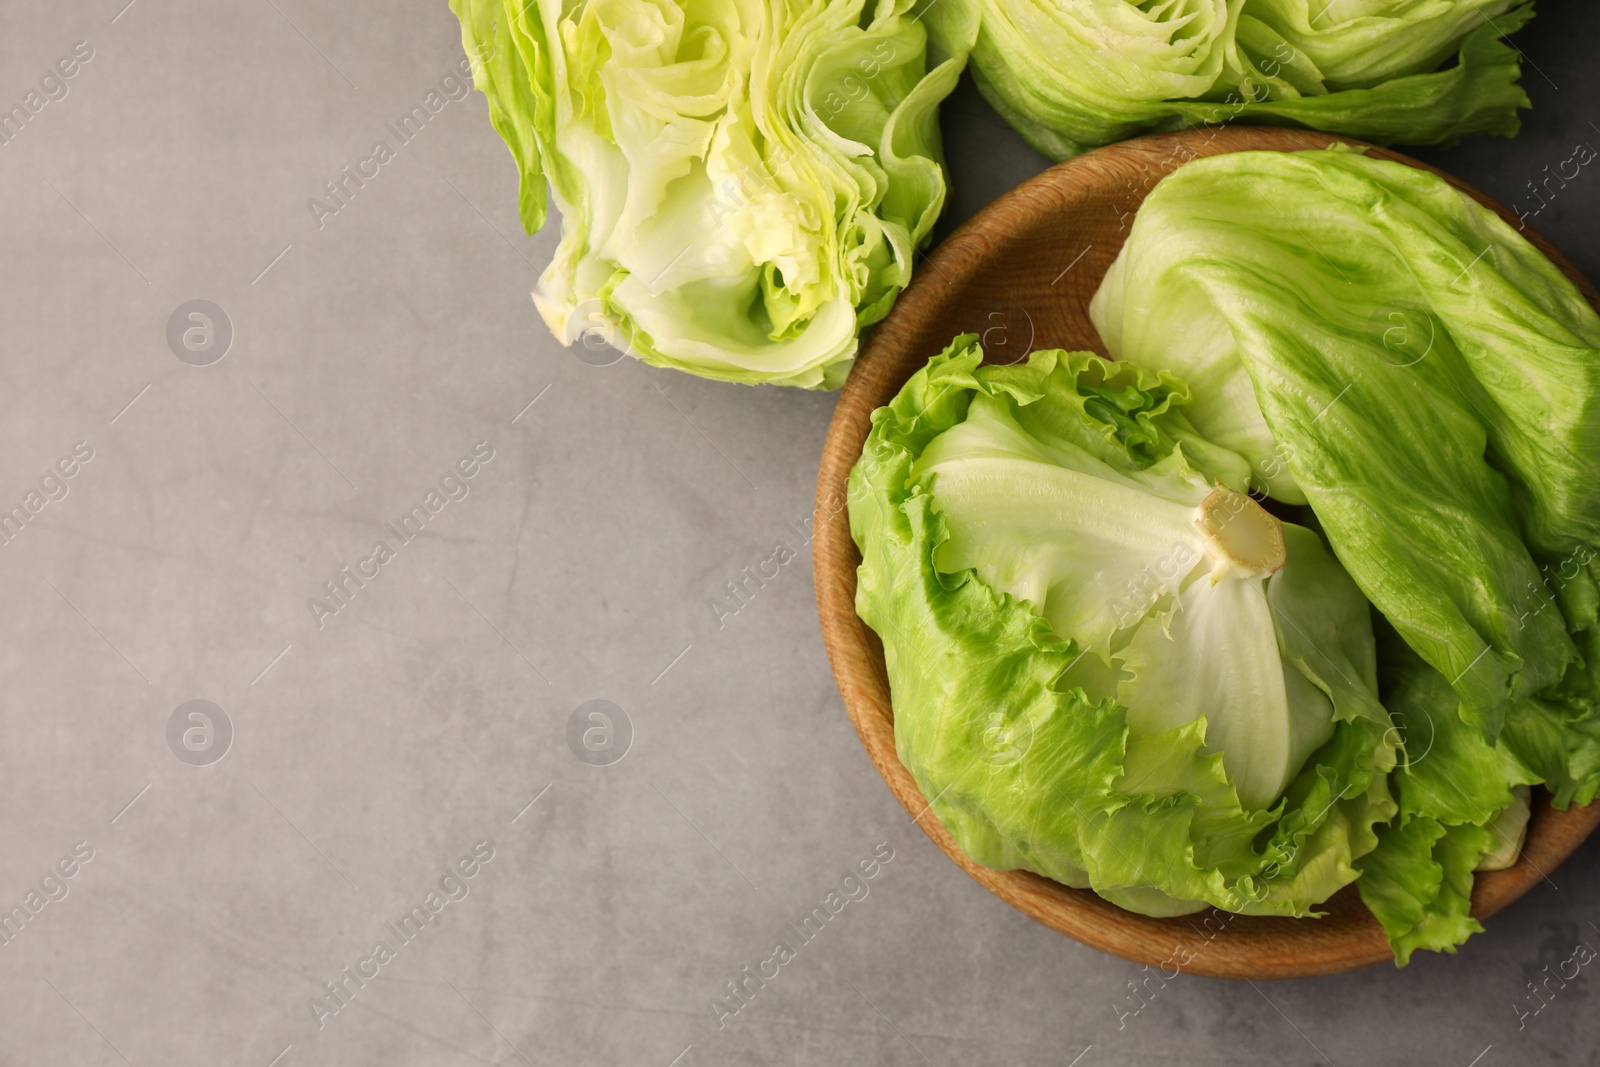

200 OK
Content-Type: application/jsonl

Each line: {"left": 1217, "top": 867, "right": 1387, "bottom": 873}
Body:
{"left": 849, "top": 146, "right": 1600, "bottom": 964}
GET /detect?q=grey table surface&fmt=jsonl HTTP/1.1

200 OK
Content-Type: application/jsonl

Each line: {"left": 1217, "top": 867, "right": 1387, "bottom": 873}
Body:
{"left": 1, "top": 2, "right": 1597, "bottom": 1065}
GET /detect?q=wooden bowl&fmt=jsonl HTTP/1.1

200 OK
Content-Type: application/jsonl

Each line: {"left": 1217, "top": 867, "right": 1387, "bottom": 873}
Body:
{"left": 813, "top": 127, "right": 1600, "bottom": 979}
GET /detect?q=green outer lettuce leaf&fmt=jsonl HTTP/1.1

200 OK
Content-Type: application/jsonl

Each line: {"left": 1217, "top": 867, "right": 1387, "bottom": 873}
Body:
{"left": 849, "top": 336, "right": 1398, "bottom": 918}
{"left": 1381, "top": 631, "right": 1539, "bottom": 829}
{"left": 454, "top": 0, "right": 556, "bottom": 234}
{"left": 452, "top": 0, "right": 961, "bottom": 388}
{"left": 1356, "top": 816, "right": 1492, "bottom": 967}
{"left": 925, "top": 0, "right": 1531, "bottom": 163}
{"left": 1355, "top": 634, "right": 1525, "bottom": 962}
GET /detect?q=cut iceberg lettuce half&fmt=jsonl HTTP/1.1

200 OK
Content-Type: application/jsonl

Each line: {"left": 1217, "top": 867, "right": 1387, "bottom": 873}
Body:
{"left": 850, "top": 337, "right": 1397, "bottom": 917}
{"left": 452, "top": 0, "right": 962, "bottom": 388}
{"left": 1090, "top": 145, "right": 1600, "bottom": 961}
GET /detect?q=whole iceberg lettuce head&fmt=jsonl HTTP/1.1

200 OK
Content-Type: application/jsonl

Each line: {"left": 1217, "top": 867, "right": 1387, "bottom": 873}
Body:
{"left": 925, "top": 0, "right": 1533, "bottom": 162}
{"left": 452, "top": 0, "right": 962, "bottom": 388}
{"left": 850, "top": 337, "right": 1399, "bottom": 919}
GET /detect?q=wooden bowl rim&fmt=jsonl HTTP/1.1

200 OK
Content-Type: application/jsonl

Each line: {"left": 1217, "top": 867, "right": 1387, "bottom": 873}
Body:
{"left": 813, "top": 126, "right": 1600, "bottom": 979}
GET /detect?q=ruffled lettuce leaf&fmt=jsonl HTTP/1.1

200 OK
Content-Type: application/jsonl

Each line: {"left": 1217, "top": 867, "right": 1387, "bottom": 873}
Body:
{"left": 1354, "top": 634, "right": 1532, "bottom": 962}
{"left": 1357, "top": 816, "right": 1493, "bottom": 967}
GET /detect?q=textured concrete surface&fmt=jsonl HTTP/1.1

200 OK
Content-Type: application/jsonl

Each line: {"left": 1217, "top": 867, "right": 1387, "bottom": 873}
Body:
{"left": 1, "top": 2, "right": 1597, "bottom": 1065}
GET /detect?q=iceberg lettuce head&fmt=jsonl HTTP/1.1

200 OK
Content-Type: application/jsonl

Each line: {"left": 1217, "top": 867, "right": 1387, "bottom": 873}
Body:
{"left": 452, "top": 0, "right": 963, "bottom": 387}
{"left": 923, "top": 0, "right": 1533, "bottom": 162}
{"left": 850, "top": 338, "right": 1400, "bottom": 919}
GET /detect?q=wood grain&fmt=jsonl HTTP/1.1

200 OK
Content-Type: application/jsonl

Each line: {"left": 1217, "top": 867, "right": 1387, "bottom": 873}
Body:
{"left": 813, "top": 127, "right": 1600, "bottom": 979}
